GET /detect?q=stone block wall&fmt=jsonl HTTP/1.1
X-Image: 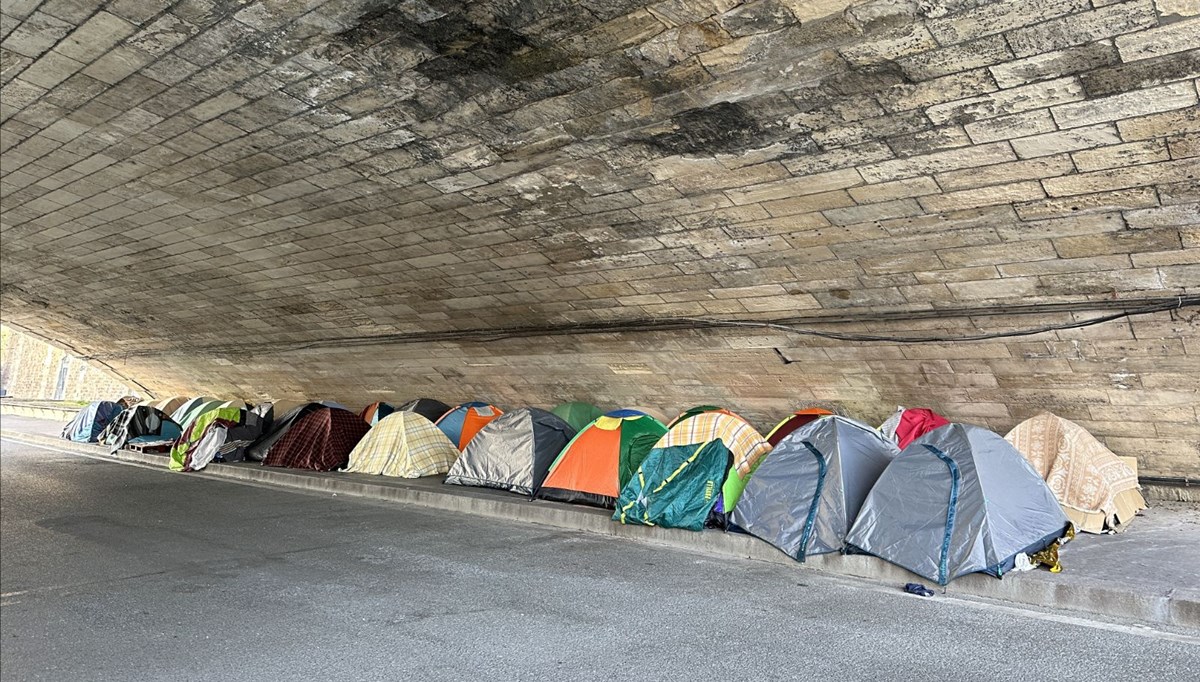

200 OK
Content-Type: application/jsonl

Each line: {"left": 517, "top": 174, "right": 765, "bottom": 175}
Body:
{"left": 0, "top": 325, "right": 132, "bottom": 400}
{"left": 98, "top": 305, "right": 1199, "bottom": 478}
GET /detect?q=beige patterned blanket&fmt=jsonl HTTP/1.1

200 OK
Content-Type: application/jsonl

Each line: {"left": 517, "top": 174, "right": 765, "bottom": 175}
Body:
{"left": 1005, "top": 412, "right": 1145, "bottom": 533}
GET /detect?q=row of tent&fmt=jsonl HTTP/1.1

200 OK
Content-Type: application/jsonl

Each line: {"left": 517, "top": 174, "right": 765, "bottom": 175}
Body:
{"left": 61, "top": 397, "right": 1147, "bottom": 585}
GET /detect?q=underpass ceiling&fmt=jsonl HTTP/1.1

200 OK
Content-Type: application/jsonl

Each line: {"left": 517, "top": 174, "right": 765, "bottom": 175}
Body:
{"left": 0, "top": 0, "right": 1197, "bottom": 359}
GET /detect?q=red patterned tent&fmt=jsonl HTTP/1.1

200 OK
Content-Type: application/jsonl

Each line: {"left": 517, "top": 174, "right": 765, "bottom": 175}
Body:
{"left": 263, "top": 407, "right": 370, "bottom": 471}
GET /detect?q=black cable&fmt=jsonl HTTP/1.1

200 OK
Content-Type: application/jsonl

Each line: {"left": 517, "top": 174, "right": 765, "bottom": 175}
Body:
{"left": 78, "top": 294, "right": 1198, "bottom": 359}
{"left": 1139, "top": 476, "right": 1198, "bottom": 487}
{"left": 678, "top": 296, "right": 1197, "bottom": 344}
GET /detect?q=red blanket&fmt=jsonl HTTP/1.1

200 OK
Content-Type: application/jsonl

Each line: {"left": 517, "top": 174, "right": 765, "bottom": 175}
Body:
{"left": 895, "top": 408, "right": 949, "bottom": 449}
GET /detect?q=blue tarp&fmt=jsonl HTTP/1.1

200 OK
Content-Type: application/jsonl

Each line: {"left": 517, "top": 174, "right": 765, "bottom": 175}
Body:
{"left": 435, "top": 401, "right": 491, "bottom": 445}
{"left": 62, "top": 401, "right": 124, "bottom": 443}
{"left": 128, "top": 421, "right": 182, "bottom": 443}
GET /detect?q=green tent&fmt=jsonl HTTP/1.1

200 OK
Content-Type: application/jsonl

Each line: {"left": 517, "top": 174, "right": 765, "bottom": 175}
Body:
{"left": 551, "top": 402, "right": 604, "bottom": 432}
{"left": 170, "top": 406, "right": 243, "bottom": 471}
{"left": 613, "top": 440, "right": 733, "bottom": 531}
{"left": 615, "top": 415, "right": 670, "bottom": 491}
{"left": 536, "top": 409, "right": 668, "bottom": 507}
{"left": 170, "top": 397, "right": 211, "bottom": 424}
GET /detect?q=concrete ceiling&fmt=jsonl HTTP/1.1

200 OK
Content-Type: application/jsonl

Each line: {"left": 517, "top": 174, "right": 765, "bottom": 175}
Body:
{"left": 3, "top": 0, "right": 1195, "bottom": 351}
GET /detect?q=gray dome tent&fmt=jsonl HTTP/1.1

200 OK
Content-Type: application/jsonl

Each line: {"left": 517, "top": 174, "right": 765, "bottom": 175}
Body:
{"left": 732, "top": 416, "right": 899, "bottom": 561}
{"left": 847, "top": 423, "right": 1070, "bottom": 585}
{"left": 444, "top": 408, "right": 575, "bottom": 496}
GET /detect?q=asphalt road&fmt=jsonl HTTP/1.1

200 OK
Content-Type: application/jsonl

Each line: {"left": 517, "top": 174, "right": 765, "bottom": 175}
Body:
{"left": 1, "top": 438, "right": 1195, "bottom": 681}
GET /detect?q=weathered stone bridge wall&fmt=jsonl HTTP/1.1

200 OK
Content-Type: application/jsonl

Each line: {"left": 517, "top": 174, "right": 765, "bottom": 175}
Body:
{"left": 1, "top": 1, "right": 1197, "bottom": 475}
{"left": 0, "top": 324, "right": 131, "bottom": 399}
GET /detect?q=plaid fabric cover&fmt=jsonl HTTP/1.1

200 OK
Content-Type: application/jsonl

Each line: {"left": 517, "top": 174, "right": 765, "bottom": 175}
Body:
{"left": 344, "top": 412, "right": 459, "bottom": 477}
{"left": 660, "top": 412, "right": 772, "bottom": 476}
{"left": 263, "top": 407, "right": 370, "bottom": 471}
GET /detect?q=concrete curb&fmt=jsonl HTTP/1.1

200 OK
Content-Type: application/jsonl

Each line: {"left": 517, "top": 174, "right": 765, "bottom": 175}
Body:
{"left": 3, "top": 428, "right": 1196, "bottom": 630}
{"left": 1143, "top": 483, "right": 1198, "bottom": 504}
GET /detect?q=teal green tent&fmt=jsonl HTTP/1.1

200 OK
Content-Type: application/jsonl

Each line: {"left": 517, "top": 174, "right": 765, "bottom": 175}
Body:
{"left": 551, "top": 402, "right": 604, "bottom": 432}
{"left": 613, "top": 441, "right": 733, "bottom": 531}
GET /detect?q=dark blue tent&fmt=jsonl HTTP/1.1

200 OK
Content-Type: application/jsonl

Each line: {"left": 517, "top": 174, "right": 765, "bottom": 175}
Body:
{"left": 62, "top": 401, "right": 124, "bottom": 443}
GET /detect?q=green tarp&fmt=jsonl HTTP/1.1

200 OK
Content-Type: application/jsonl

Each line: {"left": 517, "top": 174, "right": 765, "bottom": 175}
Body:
{"left": 170, "top": 407, "right": 242, "bottom": 471}
{"left": 613, "top": 441, "right": 733, "bottom": 531}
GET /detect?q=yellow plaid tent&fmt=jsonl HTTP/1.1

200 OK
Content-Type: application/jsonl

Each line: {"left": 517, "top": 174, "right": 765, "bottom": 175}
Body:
{"left": 659, "top": 411, "right": 771, "bottom": 478}
{"left": 344, "top": 411, "right": 460, "bottom": 478}
{"left": 658, "top": 410, "right": 773, "bottom": 513}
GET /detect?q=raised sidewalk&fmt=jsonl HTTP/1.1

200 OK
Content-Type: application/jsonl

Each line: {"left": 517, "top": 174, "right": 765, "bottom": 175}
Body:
{"left": 2, "top": 415, "right": 1196, "bottom": 630}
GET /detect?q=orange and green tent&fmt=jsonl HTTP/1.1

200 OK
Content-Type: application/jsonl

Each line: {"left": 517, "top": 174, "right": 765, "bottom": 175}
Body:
{"left": 536, "top": 409, "right": 668, "bottom": 508}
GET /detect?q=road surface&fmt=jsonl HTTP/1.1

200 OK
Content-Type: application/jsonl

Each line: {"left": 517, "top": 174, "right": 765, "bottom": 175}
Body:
{"left": 1, "top": 436, "right": 1195, "bottom": 681}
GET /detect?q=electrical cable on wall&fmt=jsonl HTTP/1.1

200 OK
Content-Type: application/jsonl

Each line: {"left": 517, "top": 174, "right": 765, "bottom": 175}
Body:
{"left": 73, "top": 294, "right": 1200, "bottom": 360}
{"left": 679, "top": 295, "right": 1197, "bottom": 344}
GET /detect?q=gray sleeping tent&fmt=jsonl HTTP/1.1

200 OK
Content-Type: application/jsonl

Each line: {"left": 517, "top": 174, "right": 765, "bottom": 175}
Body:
{"left": 847, "top": 423, "right": 1070, "bottom": 585}
{"left": 732, "top": 416, "right": 899, "bottom": 561}
{"left": 443, "top": 408, "right": 575, "bottom": 496}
